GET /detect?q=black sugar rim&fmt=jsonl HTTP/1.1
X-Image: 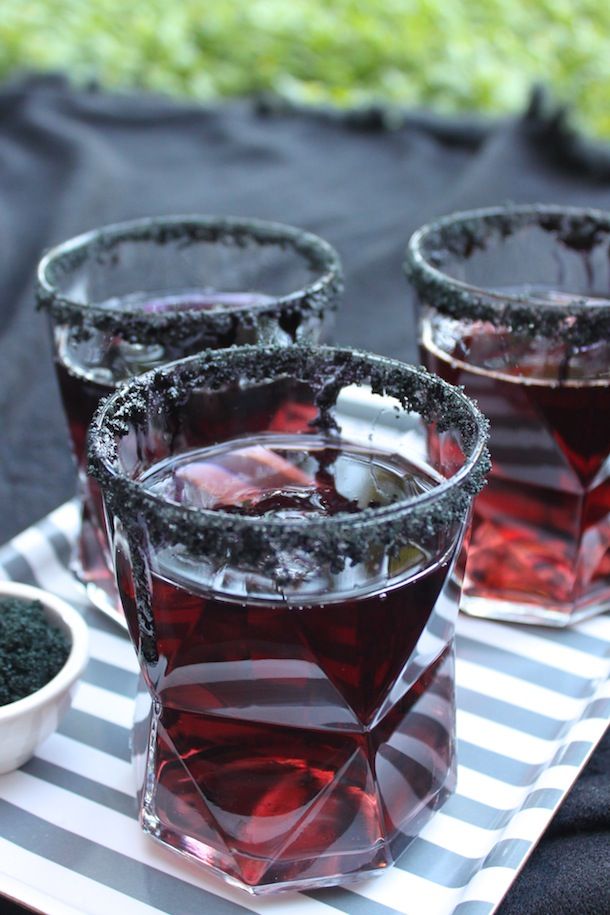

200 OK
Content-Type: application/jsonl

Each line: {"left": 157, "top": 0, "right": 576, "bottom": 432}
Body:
{"left": 37, "top": 215, "right": 344, "bottom": 344}
{"left": 88, "top": 344, "right": 490, "bottom": 569}
{"left": 405, "top": 204, "right": 610, "bottom": 345}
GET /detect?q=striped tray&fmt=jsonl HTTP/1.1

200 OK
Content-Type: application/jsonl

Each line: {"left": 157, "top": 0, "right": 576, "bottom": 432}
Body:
{"left": 0, "top": 499, "right": 609, "bottom": 915}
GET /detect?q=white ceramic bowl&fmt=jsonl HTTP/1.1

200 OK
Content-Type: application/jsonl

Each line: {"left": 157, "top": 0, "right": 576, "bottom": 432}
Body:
{"left": 0, "top": 580, "right": 89, "bottom": 775}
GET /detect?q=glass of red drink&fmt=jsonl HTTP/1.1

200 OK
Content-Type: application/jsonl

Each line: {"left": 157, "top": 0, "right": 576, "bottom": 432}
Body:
{"left": 37, "top": 216, "right": 343, "bottom": 621}
{"left": 88, "top": 344, "right": 489, "bottom": 894}
{"left": 406, "top": 204, "right": 610, "bottom": 625}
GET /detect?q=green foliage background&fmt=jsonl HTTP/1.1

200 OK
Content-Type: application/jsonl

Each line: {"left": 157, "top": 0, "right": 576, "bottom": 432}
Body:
{"left": 3, "top": 1, "right": 609, "bottom": 136}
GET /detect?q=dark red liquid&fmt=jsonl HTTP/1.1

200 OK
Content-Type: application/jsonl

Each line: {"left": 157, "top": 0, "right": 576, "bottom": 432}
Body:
{"left": 55, "top": 361, "right": 113, "bottom": 468}
{"left": 54, "top": 361, "right": 117, "bottom": 605}
{"left": 118, "top": 436, "right": 460, "bottom": 891}
{"left": 53, "top": 291, "right": 277, "bottom": 608}
{"left": 423, "top": 325, "right": 610, "bottom": 621}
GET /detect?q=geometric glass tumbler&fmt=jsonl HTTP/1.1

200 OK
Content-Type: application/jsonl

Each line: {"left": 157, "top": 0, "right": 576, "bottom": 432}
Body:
{"left": 407, "top": 204, "right": 610, "bottom": 625}
{"left": 89, "top": 344, "right": 490, "bottom": 893}
{"left": 37, "top": 216, "right": 343, "bottom": 622}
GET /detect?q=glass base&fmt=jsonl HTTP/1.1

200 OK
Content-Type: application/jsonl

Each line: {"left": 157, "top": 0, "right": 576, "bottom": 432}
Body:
{"left": 130, "top": 645, "right": 457, "bottom": 895}
{"left": 141, "top": 814, "right": 391, "bottom": 895}
{"left": 138, "top": 767, "right": 454, "bottom": 895}
{"left": 460, "top": 592, "right": 610, "bottom": 627}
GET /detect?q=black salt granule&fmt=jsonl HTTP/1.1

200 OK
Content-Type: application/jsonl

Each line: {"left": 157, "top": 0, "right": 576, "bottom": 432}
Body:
{"left": 0, "top": 597, "right": 70, "bottom": 707}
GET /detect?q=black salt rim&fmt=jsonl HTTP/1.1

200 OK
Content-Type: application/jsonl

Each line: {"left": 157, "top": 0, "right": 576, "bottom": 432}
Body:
{"left": 88, "top": 344, "right": 490, "bottom": 572}
{"left": 405, "top": 204, "right": 610, "bottom": 346}
{"left": 37, "top": 215, "right": 344, "bottom": 344}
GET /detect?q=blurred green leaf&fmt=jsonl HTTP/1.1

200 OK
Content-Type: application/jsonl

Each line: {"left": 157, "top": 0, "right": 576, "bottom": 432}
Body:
{"left": 3, "top": 1, "right": 609, "bottom": 136}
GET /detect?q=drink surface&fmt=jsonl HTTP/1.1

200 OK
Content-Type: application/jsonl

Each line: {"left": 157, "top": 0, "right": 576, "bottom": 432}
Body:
{"left": 117, "top": 433, "right": 460, "bottom": 890}
{"left": 118, "top": 289, "right": 276, "bottom": 314}
{"left": 142, "top": 433, "right": 432, "bottom": 513}
{"left": 140, "top": 433, "right": 439, "bottom": 601}
{"left": 132, "top": 433, "right": 453, "bottom": 660}
{"left": 422, "top": 316, "right": 610, "bottom": 621}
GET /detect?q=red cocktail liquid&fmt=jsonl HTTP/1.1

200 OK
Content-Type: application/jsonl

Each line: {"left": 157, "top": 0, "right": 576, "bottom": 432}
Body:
{"left": 119, "top": 435, "right": 459, "bottom": 892}
{"left": 423, "top": 322, "right": 610, "bottom": 622}
{"left": 55, "top": 362, "right": 116, "bottom": 602}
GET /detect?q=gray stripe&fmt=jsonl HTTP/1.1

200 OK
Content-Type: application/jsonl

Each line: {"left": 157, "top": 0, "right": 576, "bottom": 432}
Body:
{"left": 395, "top": 836, "right": 533, "bottom": 889}
{"left": 452, "top": 902, "right": 493, "bottom": 915}
{"left": 458, "top": 741, "right": 539, "bottom": 786}
{"left": 58, "top": 708, "right": 130, "bottom": 762}
{"left": 443, "top": 794, "right": 512, "bottom": 831}
{"left": 308, "top": 887, "right": 406, "bottom": 915}
{"left": 84, "top": 657, "right": 139, "bottom": 697}
{"left": 446, "top": 785, "right": 565, "bottom": 832}
{"left": 0, "top": 539, "right": 19, "bottom": 563}
{"left": 23, "top": 757, "right": 135, "bottom": 819}
{"left": 38, "top": 515, "right": 75, "bottom": 568}
{"left": 83, "top": 605, "right": 130, "bottom": 636}
{"left": 428, "top": 611, "right": 454, "bottom": 641}
{"left": 483, "top": 838, "right": 531, "bottom": 870}
{"left": 0, "top": 545, "right": 39, "bottom": 586}
{"left": 457, "top": 686, "right": 566, "bottom": 740}
{"left": 527, "top": 624, "right": 610, "bottom": 658}
{"left": 456, "top": 636, "right": 592, "bottom": 698}
{"left": 0, "top": 800, "right": 253, "bottom": 915}
{"left": 396, "top": 836, "right": 478, "bottom": 887}
{"left": 583, "top": 698, "right": 610, "bottom": 720}
{"left": 521, "top": 788, "right": 564, "bottom": 810}
{"left": 552, "top": 740, "right": 595, "bottom": 768}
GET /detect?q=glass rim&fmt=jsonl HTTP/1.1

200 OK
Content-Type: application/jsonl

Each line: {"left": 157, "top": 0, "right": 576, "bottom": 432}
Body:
{"left": 36, "top": 214, "right": 344, "bottom": 342}
{"left": 88, "top": 344, "right": 490, "bottom": 560}
{"left": 405, "top": 203, "right": 610, "bottom": 342}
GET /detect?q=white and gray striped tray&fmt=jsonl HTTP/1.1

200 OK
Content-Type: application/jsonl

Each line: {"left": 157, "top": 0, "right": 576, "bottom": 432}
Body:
{"left": 0, "top": 499, "right": 609, "bottom": 915}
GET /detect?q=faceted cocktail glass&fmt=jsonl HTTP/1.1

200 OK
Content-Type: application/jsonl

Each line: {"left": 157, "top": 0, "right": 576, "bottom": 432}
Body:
{"left": 89, "top": 344, "right": 489, "bottom": 894}
{"left": 37, "top": 216, "right": 343, "bottom": 621}
{"left": 406, "top": 204, "right": 610, "bottom": 625}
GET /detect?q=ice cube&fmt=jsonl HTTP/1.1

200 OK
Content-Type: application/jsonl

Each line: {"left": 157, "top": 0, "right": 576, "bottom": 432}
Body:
{"left": 221, "top": 445, "right": 313, "bottom": 486}
{"left": 175, "top": 446, "right": 313, "bottom": 509}
{"left": 176, "top": 462, "right": 257, "bottom": 509}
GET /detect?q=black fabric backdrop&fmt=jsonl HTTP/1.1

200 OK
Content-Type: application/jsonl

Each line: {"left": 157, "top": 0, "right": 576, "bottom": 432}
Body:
{"left": 1, "top": 75, "right": 609, "bottom": 913}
